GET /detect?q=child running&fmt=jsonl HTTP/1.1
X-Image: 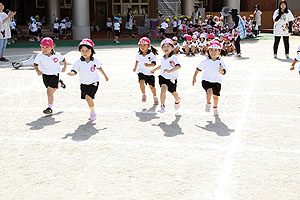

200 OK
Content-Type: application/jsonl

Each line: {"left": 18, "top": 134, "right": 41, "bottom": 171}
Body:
{"left": 192, "top": 41, "right": 227, "bottom": 116}
{"left": 68, "top": 38, "right": 109, "bottom": 121}
{"left": 133, "top": 37, "right": 159, "bottom": 105}
{"left": 290, "top": 45, "right": 300, "bottom": 75}
{"left": 33, "top": 37, "right": 67, "bottom": 114}
{"left": 151, "top": 38, "right": 181, "bottom": 113}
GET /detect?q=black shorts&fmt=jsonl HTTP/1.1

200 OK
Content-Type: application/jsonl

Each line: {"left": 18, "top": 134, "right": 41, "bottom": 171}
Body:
{"left": 80, "top": 82, "right": 99, "bottom": 99}
{"left": 42, "top": 74, "right": 59, "bottom": 89}
{"left": 37, "top": 29, "right": 42, "bottom": 34}
{"left": 159, "top": 28, "right": 165, "bottom": 33}
{"left": 173, "top": 27, "right": 178, "bottom": 32}
{"left": 202, "top": 80, "right": 221, "bottom": 96}
{"left": 138, "top": 73, "right": 155, "bottom": 87}
{"left": 61, "top": 29, "right": 66, "bottom": 34}
{"left": 67, "top": 27, "right": 71, "bottom": 31}
{"left": 107, "top": 27, "right": 112, "bottom": 32}
{"left": 159, "top": 75, "right": 177, "bottom": 93}
{"left": 11, "top": 29, "right": 18, "bottom": 35}
{"left": 31, "top": 31, "right": 38, "bottom": 36}
{"left": 53, "top": 28, "right": 59, "bottom": 34}
{"left": 114, "top": 30, "right": 120, "bottom": 36}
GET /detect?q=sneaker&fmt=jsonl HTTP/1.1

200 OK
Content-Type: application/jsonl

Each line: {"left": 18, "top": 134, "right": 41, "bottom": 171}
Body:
{"left": 205, "top": 103, "right": 212, "bottom": 112}
{"left": 154, "top": 97, "right": 159, "bottom": 105}
{"left": 286, "top": 54, "right": 289, "bottom": 59}
{"left": 236, "top": 53, "right": 242, "bottom": 57}
{"left": 116, "top": 41, "right": 120, "bottom": 44}
{"left": 191, "top": 53, "right": 195, "bottom": 56}
{"left": 43, "top": 107, "right": 53, "bottom": 114}
{"left": 0, "top": 57, "right": 9, "bottom": 62}
{"left": 59, "top": 79, "right": 66, "bottom": 89}
{"left": 174, "top": 99, "right": 181, "bottom": 110}
{"left": 213, "top": 107, "right": 219, "bottom": 116}
{"left": 89, "top": 112, "right": 97, "bottom": 121}
{"left": 142, "top": 94, "right": 147, "bottom": 102}
{"left": 160, "top": 105, "right": 165, "bottom": 113}
{"left": 274, "top": 54, "right": 277, "bottom": 59}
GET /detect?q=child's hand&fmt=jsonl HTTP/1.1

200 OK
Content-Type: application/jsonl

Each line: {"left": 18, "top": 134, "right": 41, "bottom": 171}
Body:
{"left": 62, "top": 67, "right": 67, "bottom": 72}
{"left": 150, "top": 69, "right": 155, "bottom": 74}
{"left": 105, "top": 76, "right": 109, "bottom": 81}
{"left": 164, "top": 69, "right": 170, "bottom": 73}
{"left": 37, "top": 71, "right": 42, "bottom": 76}
{"left": 144, "top": 63, "right": 150, "bottom": 67}
{"left": 192, "top": 78, "right": 196, "bottom": 86}
{"left": 219, "top": 63, "right": 224, "bottom": 74}
{"left": 290, "top": 66, "right": 295, "bottom": 71}
{"left": 67, "top": 72, "right": 75, "bottom": 76}
{"left": 133, "top": 67, "right": 137, "bottom": 72}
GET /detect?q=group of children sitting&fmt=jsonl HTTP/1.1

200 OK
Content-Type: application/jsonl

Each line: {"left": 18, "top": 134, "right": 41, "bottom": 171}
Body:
{"left": 292, "top": 16, "right": 300, "bottom": 36}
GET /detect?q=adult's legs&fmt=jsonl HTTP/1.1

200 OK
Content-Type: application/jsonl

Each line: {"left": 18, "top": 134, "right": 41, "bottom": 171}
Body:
{"left": 283, "top": 36, "right": 290, "bottom": 55}
{"left": 235, "top": 36, "right": 241, "bottom": 54}
{"left": 273, "top": 36, "right": 281, "bottom": 55}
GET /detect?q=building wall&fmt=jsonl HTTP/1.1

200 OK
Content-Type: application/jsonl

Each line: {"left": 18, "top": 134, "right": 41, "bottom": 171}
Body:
{"left": 240, "top": 0, "right": 276, "bottom": 11}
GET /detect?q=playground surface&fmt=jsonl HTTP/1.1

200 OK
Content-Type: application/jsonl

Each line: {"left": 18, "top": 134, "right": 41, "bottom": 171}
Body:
{"left": 0, "top": 37, "right": 300, "bottom": 200}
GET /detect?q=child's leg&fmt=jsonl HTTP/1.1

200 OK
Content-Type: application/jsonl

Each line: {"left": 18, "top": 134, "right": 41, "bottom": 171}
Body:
{"left": 191, "top": 46, "right": 196, "bottom": 53}
{"left": 149, "top": 85, "right": 157, "bottom": 96}
{"left": 139, "top": 80, "right": 146, "bottom": 94}
{"left": 171, "top": 92, "right": 180, "bottom": 103}
{"left": 85, "top": 95, "right": 95, "bottom": 112}
{"left": 184, "top": 46, "right": 189, "bottom": 53}
{"left": 206, "top": 88, "right": 213, "bottom": 104}
{"left": 213, "top": 95, "right": 219, "bottom": 108}
{"left": 47, "top": 87, "right": 56, "bottom": 106}
{"left": 160, "top": 84, "right": 167, "bottom": 105}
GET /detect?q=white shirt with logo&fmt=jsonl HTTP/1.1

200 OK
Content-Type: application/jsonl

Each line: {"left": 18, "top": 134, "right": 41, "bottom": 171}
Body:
{"left": 161, "top": 22, "right": 168, "bottom": 29}
{"left": 136, "top": 51, "right": 157, "bottom": 76}
{"left": 54, "top": 22, "right": 60, "bottom": 29}
{"left": 0, "top": 12, "right": 11, "bottom": 39}
{"left": 72, "top": 58, "right": 102, "bottom": 85}
{"left": 34, "top": 52, "right": 65, "bottom": 75}
{"left": 106, "top": 22, "right": 112, "bottom": 28}
{"left": 60, "top": 23, "right": 66, "bottom": 29}
{"left": 197, "top": 58, "right": 227, "bottom": 83}
{"left": 114, "top": 22, "right": 120, "bottom": 31}
{"left": 160, "top": 54, "right": 180, "bottom": 80}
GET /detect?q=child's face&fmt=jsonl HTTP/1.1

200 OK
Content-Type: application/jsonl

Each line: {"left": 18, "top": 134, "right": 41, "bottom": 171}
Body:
{"left": 41, "top": 46, "right": 53, "bottom": 55}
{"left": 192, "top": 38, "right": 197, "bottom": 42}
{"left": 173, "top": 40, "right": 178, "bottom": 44}
{"left": 220, "top": 36, "right": 224, "bottom": 40}
{"left": 208, "top": 48, "right": 221, "bottom": 58}
{"left": 139, "top": 44, "right": 149, "bottom": 52}
{"left": 162, "top": 44, "right": 174, "bottom": 55}
{"left": 80, "top": 46, "right": 92, "bottom": 59}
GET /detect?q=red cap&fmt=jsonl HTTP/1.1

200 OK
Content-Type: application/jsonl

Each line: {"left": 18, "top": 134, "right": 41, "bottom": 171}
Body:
{"left": 186, "top": 35, "right": 192, "bottom": 40}
{"left": 208, "top": 41, "right": 222, "bottom": 49}
{"left": 79, "top": 38, "right": 95, "bottom": 48}
{"left": 208, "top": 33, "right": 215, "bottom": 39}
{"left": 138, "top": 37, "right": 151, "bottom": 45}
{"left": 40, "top": 37, "right": 53, "bottom": 47}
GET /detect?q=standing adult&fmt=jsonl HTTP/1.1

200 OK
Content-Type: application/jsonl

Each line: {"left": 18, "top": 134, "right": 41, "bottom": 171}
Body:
{"left": 254, "top": 4, "right": 262, "bottom": 35}
{"left": 192, "top": 6, "right": 201, "bottom": 24}
{"left": 229, "top": 9, "right": 246, "bottom": 57}
{"left": 0, "top": 2, "right": 16, "bottom": 62}
{"left": 273, "top": 0, "right": 294, "bottom": 59}
{"left": 126, "top": 8, "right": 135, "bottom": 38}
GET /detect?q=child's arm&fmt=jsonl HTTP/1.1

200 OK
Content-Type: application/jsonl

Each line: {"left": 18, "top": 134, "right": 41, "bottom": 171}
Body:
{"left": 144, "top": 61, "right": 156, "bottom": 67}
{"left": 61, "top": 59, "right": 67, "bottom": 72}
{"left": 219, "top": 63, "right": 226, "bottom": 75}
{"left": 133, "top": 61, "right": 138, "bottom": 72}
{"left": 98, "top": 68, "right": 109, "bottom": 81}
{"left": 151, "top": 65, "right": 161, "bottom": 74}
{"left": 290, "top": 59, "right": 298, "bottom": 70}
{"left": 164, "top": 64, "right": 181, "bottom": 73}
{"left": 67, "top": 70, "right": 76, "bottom": 76}
{"left": 34, "top": 64, "right": 42, "bottom": 76}
{"left": 192, "top": 68, "right": 200, "bottom": 86}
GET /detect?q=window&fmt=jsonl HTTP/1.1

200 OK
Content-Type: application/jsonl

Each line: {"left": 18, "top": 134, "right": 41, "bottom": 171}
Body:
{"left": 60, "top": 0, "right": 72, "bottom": 8}
{"left": 36, "top": 0, "right": 46, "bottom": 8}
{"left": 112, "top": 0, "right": 148, "bottom": 16}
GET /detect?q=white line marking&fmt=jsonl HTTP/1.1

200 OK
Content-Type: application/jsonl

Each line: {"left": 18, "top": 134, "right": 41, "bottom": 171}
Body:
{"left": 215, "top": 71, "right": 259, "bottom": 200}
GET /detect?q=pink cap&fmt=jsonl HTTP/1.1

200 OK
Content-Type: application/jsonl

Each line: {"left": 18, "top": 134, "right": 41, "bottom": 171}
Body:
{"left": 138, "top": 37, "right": 151, "bottom": 45}
{"left": 224, "top": 35, "right": 230, "bottom": 40}
{"left": 208, "top": 33, "right": 215, "bottom": 39}
{"left": 40, "top": 37, "right": 53, "bottom": 47}
{"left": 79, "top": 38, "right": 95, "bottom": 48}
{"left": 186, "top": 35, "right": 192, "bottom": 40}
{"left": 160, "top": 38, "right": 174, "bottom": 47}
{"left": 208, "top": 41, "right": 222, "bottom": 49}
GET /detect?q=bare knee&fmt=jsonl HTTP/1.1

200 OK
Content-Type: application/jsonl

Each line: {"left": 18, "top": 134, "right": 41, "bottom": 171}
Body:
{"left": 161, "top": 85, "right": 167, "bottom": 93}
{"left": 139, "top": 80, "right": 145, "bottom": 85}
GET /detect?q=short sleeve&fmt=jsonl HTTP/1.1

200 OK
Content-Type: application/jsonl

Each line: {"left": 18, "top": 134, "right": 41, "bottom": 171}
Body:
{"left": 95, "top": 59, "right": 102, "bottom": 69}
{"left": 171, "top": 55, "right": 180, "bottom": 66}
{"left": 136, "top": 54, "right": 140, "bottom": 62}
{"left": 150, "top": 53, "right": 157, "bottom": 62}
{"left": 273, "top": 10, "right": 279, "bottom": 21}
{"left": 220, "top": 60, "right": 227, "bottom": 70}
{"left": 34, "top": 54, "right": 41, "bottom": 65}
{"left": 197, "top": 59, "right": 206, "bottom": 71}
{"left": 56, "top": 53, "right": 65, "bottom": 62}
{"left": 295, "top": 54, "right": 300, "bottom": 61}
{"left": 288, "top": 10, "right": 295, "bottom": 22}
{"left": 71, "top": 60, "right": 80, "bottom": 72}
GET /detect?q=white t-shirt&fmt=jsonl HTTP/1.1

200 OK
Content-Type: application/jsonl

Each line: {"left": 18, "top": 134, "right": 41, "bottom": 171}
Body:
{"left": 0, "top": 12, "right": 11, "bottom": 39}
{"left": 183, "top": 41, "right": 196, "bottom": 48}
{"left": 72, "top": 58, "right": 102, "bottom": 84}
{"left": 197, "top": 58, "right": 227, "bottom": 83}
{"left": 198, "top": 40, "right": 207, "bottom": 47}
{"left": 29, "top": 23, "right": 38, "bottom": 32}
{"left": 160, "top": 54, "right": 180, "bottom": 80}
{"left": 273, "top": 9, "right": 295, "bottom": 36}
{"left": 161, "top": 22, "right": 168, "bottom": 29}
{"left": 174, "top": 43, "right": 180, "bottom": 49}
{"left": 34, "top": 52, "right": 65, "bottom": 75}
{"left": 66, "top": 21, "right": 71, "bottom": 28}
{"left": 173, "top": 21, "right": 177, "bottom": 28}
{"left": 114, "top": 22, "right": 120, "bottom": 31}
{"left": 9, "top": 21, "right": 16, "bottom": 30}
{"left": 255, "top": 10, "right": 262, "bottom": 26}
{"left": 136, "top": 51, "right": 157, "bottom": 75}
{"left": 106, "top": 22, "right": 112, "bottom": 28}
{"left": 36, "top": 22, "right": 42, "bottom": 29}
{"left": 60, "top": 23, "right": 66, "bottom": 29}
{"left": 54, "top": 22, "right": 60, "bottom": 29}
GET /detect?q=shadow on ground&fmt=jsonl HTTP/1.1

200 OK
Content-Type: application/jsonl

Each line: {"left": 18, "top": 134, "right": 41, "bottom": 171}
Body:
{"left": 135, "top": 104, "right": 159, "bottom": 122}
{"left": 196, "top": 116, "right": 235, "bottom": 136}
{"left": 26, "top": 111, "right": 63, "bottom": 130}
{"left": 152, "top": 114, "right": 183, "bottom": 137}
{"left": 62, "top": 121, "right": 107, "bottom": 141}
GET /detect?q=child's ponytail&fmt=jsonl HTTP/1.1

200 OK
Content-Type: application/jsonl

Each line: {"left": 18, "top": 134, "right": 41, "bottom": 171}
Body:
{"left": 150, "top": 45, "right": 159, "bottom": 55}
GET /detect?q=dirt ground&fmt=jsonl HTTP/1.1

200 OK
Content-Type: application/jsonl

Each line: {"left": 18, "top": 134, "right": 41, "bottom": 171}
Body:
{"left": 0, "top": 37, "right": 300, "bottom": 200}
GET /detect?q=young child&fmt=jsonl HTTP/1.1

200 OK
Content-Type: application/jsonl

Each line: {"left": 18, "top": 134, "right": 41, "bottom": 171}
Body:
{"left": 191, "top": 35, "right": 199, "bottom": 53}
{"left": 151, "top": 38, "right": 181, "bottom": 113}
{"left": 29, "top": 18, "right": 38, "bottom": 42}
{"left": 133, "top": 37, "right": 159, "bottom": 105}
{"left": 53, "top": 17, "right": 60, "bottom": 40}
{"left": 183, "top": 35, "right": 195, "bottom": 56}
{"left": 68, "top": 38, "right": 109, "bottom": 121}
{"left": 223, "top": 35, "right": 235, "bottom": 55}
{"left": 36, "top": 16, "right": 42, "bottom": 41}
{"left": 33, "top": 37, "right": 67, "bottom": 114}
{"left": 160, "top": 18, "right": 169, "bottom": 39}
{"left": 60, "top": 18, "right": 67, "bottom": 40}
{"left": 290, "top": 45, "right": 300, "bottom": 75}
{"left": 172, "top": 36, "right": 181, "bottom": 54}
{"left": 9, "top": 18, "right": 17, "bottom": 43}
{"left": 192, "top": 41, "right": 227, "bottom": 116}
{"left": 113, "top": 17, "right": 120, "bottom": 43}
{"left": 106, "top": 18, "right": 113, "bottom": 37}
{"left": 172, "top": 16, "right": 178, "bottom": 36}
{"left": 66, "top": 17, "right": 72, "bottom": 36}
{"left": 199, "top": 34, "right": 207, "bottom": 54}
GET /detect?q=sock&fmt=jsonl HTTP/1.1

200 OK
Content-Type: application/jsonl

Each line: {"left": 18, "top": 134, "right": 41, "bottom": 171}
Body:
{"left": 153, "top": 96, "right": 157, "bottom": 99}
{"left": 213, "top": 106, "right": 217, "bottom": 108}
{"left": 58, "top": 82, "right": 62, "bottom": 88}
{"left": 207, "top": 102, "right": 211, "bottom": 104}
{"left": 48, "top": 104, "right": 53, "bottom": 108}
{"left": 89, "top": 105, "right": 95, "bottom": 112}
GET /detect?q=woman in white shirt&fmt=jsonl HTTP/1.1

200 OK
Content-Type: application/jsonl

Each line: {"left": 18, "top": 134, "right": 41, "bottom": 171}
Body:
{"left": 0, "top": 3, "right": 16, "bottom": 61}
{"left": 273, "top": 0, "right": 294, "bottom": 59}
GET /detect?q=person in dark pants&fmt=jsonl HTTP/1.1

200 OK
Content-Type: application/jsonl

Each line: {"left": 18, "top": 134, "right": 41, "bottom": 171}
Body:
{"left": 229, "top": 9, "right": 246, "bottom": 57}
{"left": 273, "top": 0, "right": 294, "bottom": 59}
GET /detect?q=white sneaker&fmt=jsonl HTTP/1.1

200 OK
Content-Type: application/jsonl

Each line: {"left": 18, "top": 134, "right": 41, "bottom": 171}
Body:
{"left": 286, "top": 54, "right": 289, "bottom": 59}
{"left": 213, "top": 107, "right": 219, "bottom": 116}
{"left": 205, "top": 103, "right": 211, "bottom": 112}
{"left": 160, "top": 105, "right": 165, "bottom": 113}
{"left": 274, "top": 54, "right": 277, "bottom": 59}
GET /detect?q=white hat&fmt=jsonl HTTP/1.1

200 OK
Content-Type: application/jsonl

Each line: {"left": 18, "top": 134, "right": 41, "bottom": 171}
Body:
{"left": 160, "top": 38, "right": 174, "bottom": 47}
{"left": 172, "top": 36, "right": 178, "bottom": 41}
